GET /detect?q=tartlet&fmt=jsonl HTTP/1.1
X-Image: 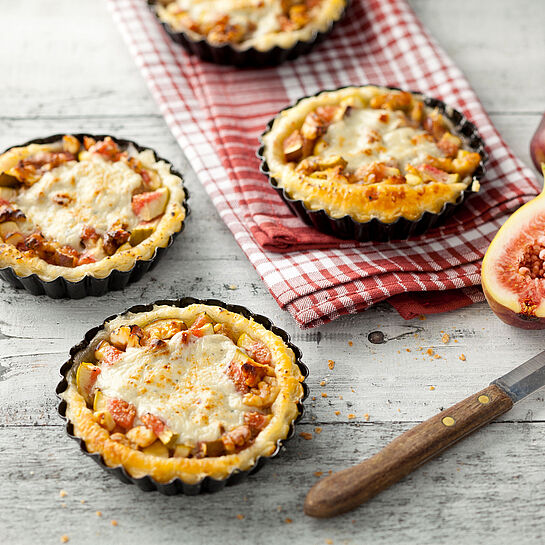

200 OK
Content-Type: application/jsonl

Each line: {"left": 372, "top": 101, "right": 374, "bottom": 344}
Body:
{"left": 259, "top": 85, "right": 488, "bottom": 241}
{"left": 149, "top": 0, "right": 349, "bottom": 66}
{"left": 0, "top": 134, "right": 188, "bottom": 298}
{"left": 57, "top": 299, "right": 308, "bottom": 494}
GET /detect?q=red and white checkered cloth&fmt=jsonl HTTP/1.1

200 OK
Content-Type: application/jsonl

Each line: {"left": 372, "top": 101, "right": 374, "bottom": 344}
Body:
{"left": 108, "top": 0, "right": 539, "bottom": 328}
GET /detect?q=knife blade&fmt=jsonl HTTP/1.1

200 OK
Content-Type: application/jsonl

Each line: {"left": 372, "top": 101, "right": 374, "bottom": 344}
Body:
{"left": 305, "top": 350, "right": 545, "bottom": 518}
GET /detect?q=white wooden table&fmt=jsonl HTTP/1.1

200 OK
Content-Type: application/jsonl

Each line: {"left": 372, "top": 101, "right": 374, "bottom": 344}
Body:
{"left": 1, "top": 1, "right": 545, "bottom": 543}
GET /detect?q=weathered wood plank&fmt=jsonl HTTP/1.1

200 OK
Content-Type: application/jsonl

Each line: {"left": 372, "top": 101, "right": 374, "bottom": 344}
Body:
{"left": 2, "top": 423, "right": 545, "bottom": 544}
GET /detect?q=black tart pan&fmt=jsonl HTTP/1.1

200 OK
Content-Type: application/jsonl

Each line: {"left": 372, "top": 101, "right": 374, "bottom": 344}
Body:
{"left": 257, "top": 85, "right": 488, "bottom": 242}
{"left": 56, "top": 297, "right": 309, "bottom": 495}
{"left": 0, "top": 133, "right": 190, "bottom": 298}
{"left": 147, "top": 0, "right": 350, "bottom": 67}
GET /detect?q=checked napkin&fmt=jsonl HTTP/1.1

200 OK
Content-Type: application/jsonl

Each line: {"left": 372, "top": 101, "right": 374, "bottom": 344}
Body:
{"left": 107, "top": 0, "right": 539, "bottom": 328}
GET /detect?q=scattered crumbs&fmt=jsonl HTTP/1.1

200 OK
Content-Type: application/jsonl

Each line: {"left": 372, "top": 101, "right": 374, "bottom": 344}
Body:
{"left": 339, "top": 395, "right": 343, "bottom": 400}
{"left": 60, "top": 536, "right": 69, "bottom": 544}
{"left": 442, "top": 333, "right": 450, "bottom": 344}
{"left": 397, "top": 350, "right": 401, "bottom": 354}
{"left": 326, "top": 540, "right": 333, "bottom": 545}
{"left": 429, "top": 386, "right": 435, "bottom": 391}
{"left": 351, "top": 388, "right": 355, "bottom": 393}
{"left": 347, "top": 413, "right": 356, "bottom": 420}
{"left": 59, "top": 490, "right": 67, "bottom": 498}
{"left": 228, "top": 284, "right": 238, "bottom": 290}
{"left": 459, "top": 353, "right": 466, "bottom": 361}
{"left": 397, "top": 408, "right": 401, "bottom": 412}
{"left": 320, "top": 381, "right": 326, "bottom": 387}
{"left": 61, "top": 503, "right": 67, "bottom": 509}
{"left": 236, "top": 514, "right": 245, "bottom": 520}
{"left": 285, "top": 518, "right": 293, "bottom": 524}
{"left": 321, "top": 392, "right": 328, "bottom": 398}
{"left": 96, "top": 511, "right": 102, "bottom": 517}
{"left": 364, "top": 413, "right": 370, "bottom": 421}
{"left": 348, "top": 341, "right": 353, "bottom": 347}
{"left": 454, "top": 339, "right": 459, "bottom": 343}
{"left": 312, "top": 396, "right": 316, "bottom": 401}
{"left": 406, "top": 348, "right": 411, "bottom": 352}
{"left": 434, "top": 354, "right": 441, "bottom": 359}
{"left": 314, "top": 427, "right": 322, "bottom": 434}
{"left": 80, "top": 500, "right": 86, "bottom": 504}
{"left": 418, "top": 315, "right": 427, "bottom": 320}
{"left": 426, "top": 348, "right": 434, "bottom": 356}
{"left": 334, "top": 411, "right": 341, "bottom": 416}
{"left": 111, "top": 520, "right": 118, "bottom": 527}
{"left": 314, "top": 471, "right": 324, "bottom": 477}
{"left": 328, "top": 360, "right": 335, "bottom": 370}
{"left": 299, "top": 432, "right": 313, "bottom": 440}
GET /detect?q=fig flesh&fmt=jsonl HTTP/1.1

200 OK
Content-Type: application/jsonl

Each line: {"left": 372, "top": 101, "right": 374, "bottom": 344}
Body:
{"left": 482, "top": 169, "right": 545, "bottom": 329}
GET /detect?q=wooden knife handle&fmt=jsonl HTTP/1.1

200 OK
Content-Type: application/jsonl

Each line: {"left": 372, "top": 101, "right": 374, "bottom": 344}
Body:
{"left": 304, "top": 384, "right": 513, "bottom": 518}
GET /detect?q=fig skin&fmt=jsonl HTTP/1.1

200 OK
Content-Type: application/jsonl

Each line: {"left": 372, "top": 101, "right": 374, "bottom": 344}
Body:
{"left": 530, "top": 114, "right": 545, "bottom": 173}
{"left": 481, "top": 166, "right": 545, "bottom": 329}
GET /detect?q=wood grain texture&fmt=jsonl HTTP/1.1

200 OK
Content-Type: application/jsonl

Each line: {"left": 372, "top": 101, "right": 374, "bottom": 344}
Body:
{"left": 1, "top": 0, "right": 544, "bottom": 543}
{"left": 305, "top": 384, "right": 514, "bottom": 517}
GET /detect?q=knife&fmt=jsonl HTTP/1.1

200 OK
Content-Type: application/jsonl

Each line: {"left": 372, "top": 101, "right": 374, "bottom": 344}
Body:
{"left": 305, "top": 350, "right": 545, "bottom": 518}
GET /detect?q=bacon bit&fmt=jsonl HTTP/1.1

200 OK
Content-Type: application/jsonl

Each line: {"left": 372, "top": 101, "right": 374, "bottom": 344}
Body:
{"left": 285, "top": 518, "right": 293, "bottom": 524}
{"left": 60, "top": 536, "right": 69, "bottom": 543}
{"left": 299, "top": 432, "right": 313, "bottom": 440}
{"left": 314, "top": 471, "right": 323, "bottom": 477}
{"left": 335, "top": 411, "right": 340, "bottom": 416}
{"left": 111, "top": 520, "right": 118, "bottom": 527}
{"left": 321, "top": 392, "right": 327, "bottom": 398}
{"left": 328, "top": 359, "right": 335, "bottom": 370}
{"left": 236, "top": 514, "right": 245, "bottom": 520}
{"left": 347, "top": 414, "right": 356, "bottom": 420}
{"left": 364, "top": 414, "right": 370, "bottom": 421}
{"left": 314, "top": 427, "right": 322, "bottom": 434}
{"left": 459, "top": 353, "right": 466, "bottom": 361}
{"left": 59, "top": 490, "right": 67, "bottom": 498}
{"left": 429, "top": 386, "right": 435, "bottom": 391}
{"left": 348, "top": 341, "right": 353, "bottom": 347}
{"left": 442, "top": 333, "right": 450, "bottom": 344}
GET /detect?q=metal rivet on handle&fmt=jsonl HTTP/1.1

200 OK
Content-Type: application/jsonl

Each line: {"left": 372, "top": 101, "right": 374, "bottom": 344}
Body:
{"left": 442, "top": 416, "right": 456, "bottom": 427}
{"left": 478, "top": 395, "right": 490, "bottom": 404}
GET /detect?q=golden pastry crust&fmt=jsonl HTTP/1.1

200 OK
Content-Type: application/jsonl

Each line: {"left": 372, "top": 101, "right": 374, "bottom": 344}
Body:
{"left": 0, "top": 136, "right": 186, "bottom": 282}
{"left": 262, "top": 86, "right": 483, "bottom": 224}
{"left": 63, "top": 303, "right": 305, "bottom": 484}
{"left": 155, "top": 0, "right": 347, "bottom": 52}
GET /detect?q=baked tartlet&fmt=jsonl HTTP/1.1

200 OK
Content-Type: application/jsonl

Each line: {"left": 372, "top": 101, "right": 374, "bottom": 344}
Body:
{"left": 150, "top": 0, "right": 348, "bottom": 66}
{"left": 57, "top": 299, "right": 307, "bottom": 494}
{"left": 0, "top": 134, "right": 188, "bottom": 297}
{"left": 259, "top": 85, "right": 487, "bottom": 241}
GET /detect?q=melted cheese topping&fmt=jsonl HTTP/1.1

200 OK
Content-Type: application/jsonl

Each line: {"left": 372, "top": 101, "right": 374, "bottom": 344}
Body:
{"left": 95, "top": 333, "right": 248, "bottom": 445}
{"left": 15, "top": 156, "right": 142, "bottom": 249}
{"left": 320, "top": 108, "right": 443, "bottom": 173}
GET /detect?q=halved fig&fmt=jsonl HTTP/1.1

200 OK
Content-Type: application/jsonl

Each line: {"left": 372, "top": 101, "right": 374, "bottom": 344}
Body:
{"left": 237, "top": 333, "right": 272, "bottom": 366}
{"left": 131, "top": 188, "right": 169, "bottom": 221}
{"left": 140, "top": 413, "right": 176, "bottom": 446}
{"left": 76, "top": 362, "right": 101, "bottom": 404}
{"left": 482, "top": 170, "right": 545, "bottom": 329}
{"left": 94, "top": 341, "right": 124, "bottom": 365}
{"left": 110, "top": 325, "right": 144, "bottom": 350}
{"left": 143, "top": 318, "right": 186, "bottom": 340}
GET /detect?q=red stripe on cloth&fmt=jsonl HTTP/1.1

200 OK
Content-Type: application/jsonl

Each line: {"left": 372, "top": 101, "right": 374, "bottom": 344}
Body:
{"left": 107, "top": 0, "right": 539, "bottom": 328}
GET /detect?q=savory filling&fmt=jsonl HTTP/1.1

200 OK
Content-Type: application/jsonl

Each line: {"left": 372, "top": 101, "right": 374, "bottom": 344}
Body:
{"left": 157, "top": 0, "right": 328, "bottom": 46}
{"left": 0, "top": 136, "right": 170, "bottom": 268}
{"left": 76, "top": 312, "right": 279, "bottom": 458}
{"left": 282, "top": 90, "right": 482, "bottom": 188}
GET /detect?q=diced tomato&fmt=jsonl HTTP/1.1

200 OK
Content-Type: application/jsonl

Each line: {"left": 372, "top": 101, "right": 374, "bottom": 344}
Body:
{"left": 107, "top": 399, "right": 136, "bottom": 430}
{"left": 140, "top": 413, "right": 166, "bottom": 436}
